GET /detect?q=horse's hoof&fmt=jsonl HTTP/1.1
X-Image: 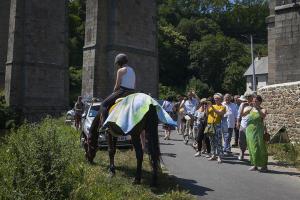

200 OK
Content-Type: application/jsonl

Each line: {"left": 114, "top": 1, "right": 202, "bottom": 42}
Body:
{"left": 88, "top": 160, "right": 96, "bottom": 165}
{"left": 132, "top": 179, "right": 141, "bottom": 185}
{"left": 108, "top": 166, "right": 116, "bottom": 177}
{"left": 109, "top": 171, "right": 115, "bottom": 178}
{"left": 86, "top": 154, "right": 95, "bottom": 164}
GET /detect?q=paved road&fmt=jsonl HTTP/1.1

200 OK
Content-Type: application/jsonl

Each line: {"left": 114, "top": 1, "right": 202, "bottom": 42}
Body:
{"left": 159, "top": 128, "right": 300, "bottom": 200}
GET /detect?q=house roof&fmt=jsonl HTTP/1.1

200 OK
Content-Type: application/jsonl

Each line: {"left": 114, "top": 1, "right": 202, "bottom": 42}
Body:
{"left": 244, "top": 56, "right": 268, "bottom": 76}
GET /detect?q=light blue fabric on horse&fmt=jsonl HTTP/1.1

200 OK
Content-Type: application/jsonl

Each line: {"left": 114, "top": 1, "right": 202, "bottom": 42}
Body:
{"left": 104, "top": 93, "right": 177, "bottom": 135}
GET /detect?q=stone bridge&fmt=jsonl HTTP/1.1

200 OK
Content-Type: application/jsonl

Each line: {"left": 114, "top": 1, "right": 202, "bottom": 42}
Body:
{"left": 0, "top": 0, "right": 158, "bottom": 120}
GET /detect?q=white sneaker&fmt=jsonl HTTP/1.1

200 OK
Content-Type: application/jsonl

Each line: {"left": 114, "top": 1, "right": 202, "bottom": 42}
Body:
{"left": 238, "top": 154, "right": 244, "bottom": 161}
{"left": 249, "top": 166, "right": 258, "bottom": 171}
{"left": 208, "top": 156, "right": 217, "bottom": 161}
{"left": 205, "top": 154, "right": 211, "bottom": 158}
{"left": 217, "top": 157, "right": 222, "bottom": 163}
{"left": 194, "top": 152, "right": 201, "bottom": 157}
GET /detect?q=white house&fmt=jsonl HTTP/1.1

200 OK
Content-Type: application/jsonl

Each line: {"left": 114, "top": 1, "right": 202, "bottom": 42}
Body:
{"left": 244, "top": 56, "right": 268, "bottom": 92}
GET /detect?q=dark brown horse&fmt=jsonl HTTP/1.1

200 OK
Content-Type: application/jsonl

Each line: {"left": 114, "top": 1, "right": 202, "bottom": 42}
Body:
{"left": 84, "top": 104, "right": 160, "bottom": 186}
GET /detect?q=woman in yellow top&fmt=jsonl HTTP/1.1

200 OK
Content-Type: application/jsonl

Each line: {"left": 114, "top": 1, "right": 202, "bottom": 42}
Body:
{"left": 206, "top": 93, "right": 226, "bottom": 163}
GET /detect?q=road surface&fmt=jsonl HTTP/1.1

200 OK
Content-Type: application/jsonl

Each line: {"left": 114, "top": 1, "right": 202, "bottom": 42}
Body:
{"left": 159, "top": 128, "right": 300, "bottom": 200}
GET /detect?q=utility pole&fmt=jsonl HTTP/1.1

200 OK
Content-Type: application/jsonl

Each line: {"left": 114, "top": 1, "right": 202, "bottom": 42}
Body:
{"left": 250, "top": 34, "right": 256, "bottom": 92}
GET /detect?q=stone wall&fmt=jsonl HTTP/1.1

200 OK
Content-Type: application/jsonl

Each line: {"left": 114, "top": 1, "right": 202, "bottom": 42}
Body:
{"left": 258, "top": 81, "right": 300, "bottom": 141}
{"left": 82, "top": 0, "right": 158, "bottom": 99}
{"left": 5, "top": 0, "right": 69, "bottom": 120}
{"left": 0, "top": 0, "right": 10, "bottom": 89}
{"left": 267, "top": 0, "right": 300, "bottom": 84}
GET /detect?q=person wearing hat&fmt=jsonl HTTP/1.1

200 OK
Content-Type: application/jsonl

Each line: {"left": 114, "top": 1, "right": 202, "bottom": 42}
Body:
{"left": 238, "top": 95, "right": 247, "bottom": 102}
{"left": 89, "top": 53, "right": 136, "bottom": 135}
{"left": 236, "top": 91, "right": 254, "bottom": 160}
{"left": 206, "top": 93, "right": 226, "bottom": 163}
{"left": 182, "top": 91, "right": 199, "bottom": 138}
{"left": 222, "top": 94, "right": 238, "bottom": 154}
{"left": 232, "top": 95, "right": 243, "bottom": 147}
{"left": 194, "top": 98, "right": 211, "bottom": 157}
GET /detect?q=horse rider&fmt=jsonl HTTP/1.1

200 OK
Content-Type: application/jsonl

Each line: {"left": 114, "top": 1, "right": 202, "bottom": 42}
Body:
{"left": 88, "top": 53, "right": 136, "bottom": 156}
{"left": 99, "top": 53, "right": 136, "bottom": 128}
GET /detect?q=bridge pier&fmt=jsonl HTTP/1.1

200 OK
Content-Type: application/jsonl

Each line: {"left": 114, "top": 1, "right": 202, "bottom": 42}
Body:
{"left": 5, "top": 0, "right": 69, "bottom": 120}
{"left": 0, "top": 0, "right": 10, "bottom": 89}
{"left": 267, "top": 0, "right": 300, "bottom": 84}
{"left": 82, "top": 0, "right": 158, "bottom": 99}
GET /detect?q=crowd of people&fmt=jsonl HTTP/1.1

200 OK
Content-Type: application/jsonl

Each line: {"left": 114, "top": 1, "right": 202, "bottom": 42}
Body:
{"left": 161, "top": 91, "right": 269, "bottom": 172}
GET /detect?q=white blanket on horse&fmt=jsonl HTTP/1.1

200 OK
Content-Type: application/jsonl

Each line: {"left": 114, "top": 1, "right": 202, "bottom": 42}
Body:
{"left": 104, "top": 93, "right": 177, "bottom": 134}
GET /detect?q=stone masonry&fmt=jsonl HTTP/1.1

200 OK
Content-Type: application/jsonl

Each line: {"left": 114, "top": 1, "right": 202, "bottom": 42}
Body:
{"left": 82, "top": 0, "right": 158, "bottom": 99}
{"left": 0, "top": 0, "right": 10, "bottom": 89}
{"left": 5, "top": 0, "right": 69, "bottom": 120}
{"left": 258, "top": 81, "right": 300, "bottom": 141}
{"left": 267, "top": 0, "right": 300, "bottom": 84}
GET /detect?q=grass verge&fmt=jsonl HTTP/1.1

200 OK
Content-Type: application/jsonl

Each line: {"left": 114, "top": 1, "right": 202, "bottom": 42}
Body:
{"left": 268, "top": 143, "right": 300, "bottom": 170}
{"left": 0, "top": 117, "right": 194, "bottom": 200}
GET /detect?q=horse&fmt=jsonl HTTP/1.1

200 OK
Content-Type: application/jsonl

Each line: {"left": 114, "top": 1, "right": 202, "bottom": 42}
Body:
{"left": 84, "top": 93, "right": 161, "bottom": 187}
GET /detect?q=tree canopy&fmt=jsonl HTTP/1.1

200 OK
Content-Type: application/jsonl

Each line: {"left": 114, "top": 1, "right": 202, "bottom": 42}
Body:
{"left": 158, "top": 0, "right": 269, "bottom": 97}
{"left": 68, "top": 0, "right": 269, "bottom": 99}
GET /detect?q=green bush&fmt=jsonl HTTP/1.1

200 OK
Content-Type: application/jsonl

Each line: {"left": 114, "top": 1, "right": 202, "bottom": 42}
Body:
{"left": 0, "top": 118, "right": 84, "bottom": 200}
{"left": 0, "top": 117, "right": 195, "bottom": 200}
{"left": 0, "top": 90, "right": 21, "bottom": 130}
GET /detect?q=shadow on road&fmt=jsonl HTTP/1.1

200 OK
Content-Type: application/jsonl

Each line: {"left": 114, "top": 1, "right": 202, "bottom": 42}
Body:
{"left": 168, "top": 138, "right": 184, "bottom": 142}
{"left": 161, "top": 152, "right": 177, "bottom": 158}
{"left": 221, "top": 155, "right": 251, "bottom": 166}
{"left": 265, "top": 169, "right": 300, "bottom": 177}
{"left": 159, "top": 142, "right": 175, "bottom": 146}
{"left": 171, "top": 175, "right": 214, "bottom": 196}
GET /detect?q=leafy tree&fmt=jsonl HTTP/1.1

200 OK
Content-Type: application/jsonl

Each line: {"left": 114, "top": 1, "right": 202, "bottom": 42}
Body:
{"left": 68, "top": 0, "right": 86, "bottom": 68}
{"left": 189, "top": 34, "right": 249, "bottom": 92}
{"left": 216, "top": 2, "right": 269, "bottom": 42}
{"left": 158, "top": 25, "right": 189, "bottom": 88}
{"left": 185, "top": 77, "right": 210, "bottom": 97}
{"left": 69, "top": 67, "right": 82, "bottom": 106}
{"left": 222, "top": 62, "right": 247, "bottom": 94}
{"left": 189, "top": 34, "right": 229, "bottom": 91}
{"left": 177, "top": 18, "right": 221, "bottom": 42}
{"left": 158, "top": 84, "right": 178, "bottom": 100}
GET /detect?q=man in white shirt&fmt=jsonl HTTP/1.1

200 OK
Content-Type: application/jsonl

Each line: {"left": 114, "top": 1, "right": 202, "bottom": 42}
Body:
{"left": 222, "top": 94, "right": 238, "bottom": 154}
{"left": 236, "top": 92, "right": 254, "bottom": 160}
{"left": 182, "top": 91, "right": 199, "bottom": 138}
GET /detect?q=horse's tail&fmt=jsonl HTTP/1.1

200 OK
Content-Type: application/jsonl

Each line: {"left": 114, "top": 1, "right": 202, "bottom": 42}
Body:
{"left": 145, "top": 105, "right": 160, "bottom": 177}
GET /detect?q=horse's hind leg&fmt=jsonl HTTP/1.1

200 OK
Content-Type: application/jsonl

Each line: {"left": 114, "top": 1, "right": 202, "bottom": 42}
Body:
{"left": 145, "top": 106, "right": 159, "bottom": 187}
{"left": 131, "top": 133, "right": 143, "bottom": 184}
{"left": 108, "top": 133, "right": 117, "bottom": 176}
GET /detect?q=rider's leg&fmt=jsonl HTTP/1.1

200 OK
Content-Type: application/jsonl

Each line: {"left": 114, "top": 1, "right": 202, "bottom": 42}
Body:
{"left": 100, "top": 89, "right": 129, "bottom": 128}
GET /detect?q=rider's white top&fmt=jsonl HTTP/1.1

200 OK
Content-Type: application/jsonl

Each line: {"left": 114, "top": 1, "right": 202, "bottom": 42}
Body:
{"left": 120, "top": 65, "right": 136, "bottom": 89}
